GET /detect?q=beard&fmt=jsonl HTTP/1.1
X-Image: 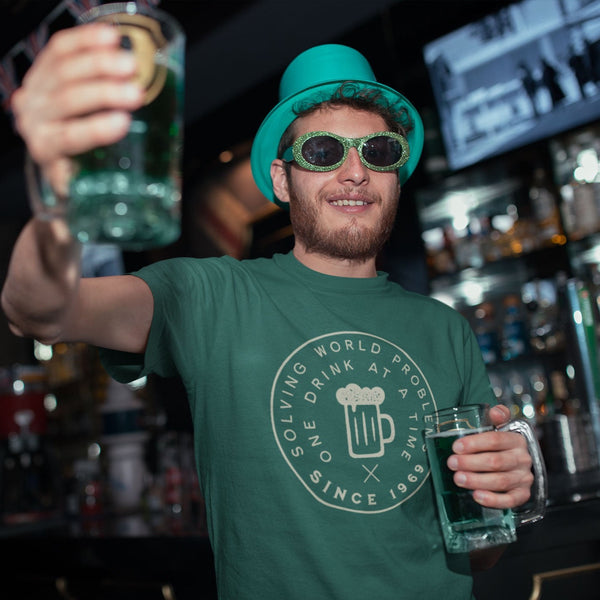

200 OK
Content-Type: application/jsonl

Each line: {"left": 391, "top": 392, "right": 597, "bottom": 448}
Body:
{"left": 287, "top": 183, "right": 399, "bottom": 261}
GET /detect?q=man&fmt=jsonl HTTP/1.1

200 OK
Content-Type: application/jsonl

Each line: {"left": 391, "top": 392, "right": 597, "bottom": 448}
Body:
{"left": 2, "top": 24, "right": 535, "bottom": 599}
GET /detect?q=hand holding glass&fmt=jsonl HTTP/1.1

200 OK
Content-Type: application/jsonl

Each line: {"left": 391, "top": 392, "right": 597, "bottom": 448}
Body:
{"left": 425, "top": 404, "right": 547, "bottom": 554}
{"left": 30, "top": 2, "right": 185, "bottom": 250}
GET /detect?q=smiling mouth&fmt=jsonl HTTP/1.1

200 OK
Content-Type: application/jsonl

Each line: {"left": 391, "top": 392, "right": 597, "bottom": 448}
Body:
{"left": 328, "top": 199, "right": 370, "bottom": 207}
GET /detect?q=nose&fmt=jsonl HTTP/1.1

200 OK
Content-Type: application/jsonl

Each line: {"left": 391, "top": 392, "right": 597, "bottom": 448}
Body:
{"left": 336, "top": 147, "right": 369, "bottom": 185}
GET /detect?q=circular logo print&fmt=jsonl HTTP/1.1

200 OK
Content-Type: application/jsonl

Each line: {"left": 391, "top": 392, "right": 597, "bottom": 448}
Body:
{"left": 271, "top": 332, "right": 437, "bottom": 513}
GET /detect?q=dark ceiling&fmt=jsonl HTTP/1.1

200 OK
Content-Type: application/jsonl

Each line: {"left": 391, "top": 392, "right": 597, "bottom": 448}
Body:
{"left": 0, "top": 0, "right": 513, "bottom": 220}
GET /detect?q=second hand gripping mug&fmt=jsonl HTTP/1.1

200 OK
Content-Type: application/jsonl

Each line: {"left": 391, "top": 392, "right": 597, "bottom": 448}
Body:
{"left": 425, "top": 403, "right": 547, "bottom": 554}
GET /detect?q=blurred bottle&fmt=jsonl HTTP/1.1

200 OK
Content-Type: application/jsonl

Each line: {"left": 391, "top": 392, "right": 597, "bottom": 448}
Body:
{"left": 75, "top": 452, "right": 105, "bottom": 536}
{"left": 555, "top": 134, "right": 600, "bottom": 239}
{"left": 421, "top": 226, "right": 456, "bottom": 276}
{"left": 159, "top": 432, "right": 186, "bottom": 534}
{"left": 473, "top": 302, "right": 500, "bottom": 365}
{"left": 454, "top": 219, "right": 485, "bottom": 270}
{"left": 549, "top": 370, "right": 572, "bottom": 415}
{"left": 573, "top": 180, "right": 598, "bottom": 238}
{"left": 522, "top": 279, "right": 565, "bottom": 353}
{"left": 440, "top": 225, "right": 458, "bottom": 274}
{"left": 501, "top": 294, "right": 529, "bottom": 361}
{"left": 0, "top": 366, "right": 60, "bottom": 526}
{"left": 508, "top": 370, "right": 536, "bottom": 424}
{"left": 528, "top": 167, "right": 563, "bottom": 246}
{"left": 529, "top": 368, "right": 554, "bottom": 422}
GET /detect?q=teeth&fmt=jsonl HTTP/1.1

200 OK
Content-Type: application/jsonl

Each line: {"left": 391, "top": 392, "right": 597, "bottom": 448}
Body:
{"left": 330, "top": 200, "right": 367, "bottom": 206}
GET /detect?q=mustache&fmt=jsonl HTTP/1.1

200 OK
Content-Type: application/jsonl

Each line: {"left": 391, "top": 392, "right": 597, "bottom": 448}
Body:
{"left": 322, "top": 188, "right": 380, "bottom": 204}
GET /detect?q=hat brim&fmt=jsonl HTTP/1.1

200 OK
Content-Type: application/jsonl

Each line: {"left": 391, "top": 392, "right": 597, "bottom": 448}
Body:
{"left": 250, "top": 79, "right": 424, "bottom": 204}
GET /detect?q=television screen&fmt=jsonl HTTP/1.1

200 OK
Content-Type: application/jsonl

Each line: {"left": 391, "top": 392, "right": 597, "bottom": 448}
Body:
{"left": 423, "top": 0, "right": 600, "bottom": 171}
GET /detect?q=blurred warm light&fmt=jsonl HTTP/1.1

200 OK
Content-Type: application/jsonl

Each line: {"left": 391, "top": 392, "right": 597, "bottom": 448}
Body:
{"left": 219, "top": 150, "right": 234, "bottom": 163}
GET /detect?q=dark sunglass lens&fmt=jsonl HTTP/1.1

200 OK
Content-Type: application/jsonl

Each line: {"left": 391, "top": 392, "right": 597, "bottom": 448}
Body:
{"left": 301, "top": 136, "right": 344, "bottom": 167}
{"left": 363, "top": 136, "right": 403, "bottom": 167}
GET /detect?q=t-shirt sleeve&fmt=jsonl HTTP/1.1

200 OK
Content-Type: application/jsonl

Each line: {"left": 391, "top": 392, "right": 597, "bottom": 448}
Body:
{"left": 98, "top": 258, "right": 196, "bottom": 383}
{"left": 97, "top": 345, "right": 148, "bottom": 383}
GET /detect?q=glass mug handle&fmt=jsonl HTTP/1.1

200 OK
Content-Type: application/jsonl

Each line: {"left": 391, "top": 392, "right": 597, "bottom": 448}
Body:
{"left": 497, "top": 419, "right": 547, "bottom": 525}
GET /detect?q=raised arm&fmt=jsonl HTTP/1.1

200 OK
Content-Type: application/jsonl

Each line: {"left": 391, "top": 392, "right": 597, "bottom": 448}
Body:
{"left": 1, "top": 24, "right": 151, "bottom": 353}
{"left": 2, "top": 217, "right": 153, "bottom": 353}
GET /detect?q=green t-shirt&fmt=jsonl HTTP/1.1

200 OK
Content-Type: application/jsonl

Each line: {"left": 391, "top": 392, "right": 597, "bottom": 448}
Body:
{"left": 101, "top": 252, "right": 494, "bottom": 599}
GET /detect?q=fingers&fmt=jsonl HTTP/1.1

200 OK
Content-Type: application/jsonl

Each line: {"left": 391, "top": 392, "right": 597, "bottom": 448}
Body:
{"left": 453, "top": 456, "right": 533, "bottom": 492}
{"left": 453, "top": 465, "right": 533, "bottom": 510}
{"left": 452, "top": 428, "right": 525, "bottom": 455}
{"left": 39, "top": 23, "right": 122, "bottom": 58}
{"left": 488, "top": 404, "right": 511, "bottom": 427}
{"left": 471, "top": 486, "right": 532, "bottom": 510}
{"left": 448, "top": 430, "right": 534, "bottom": 509}
{"left": 12, "top": 24, "right": 144, "bottom": 168}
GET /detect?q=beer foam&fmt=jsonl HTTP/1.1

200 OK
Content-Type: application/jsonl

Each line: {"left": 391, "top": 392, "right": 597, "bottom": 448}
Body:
{"left": 336, "top": 383, "right": 385, "bottom": 406}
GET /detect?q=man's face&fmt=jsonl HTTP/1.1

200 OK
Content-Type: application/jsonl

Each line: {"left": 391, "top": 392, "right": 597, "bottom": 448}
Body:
{"left": 277, "top": 106, "right": 402, "bottom": 261}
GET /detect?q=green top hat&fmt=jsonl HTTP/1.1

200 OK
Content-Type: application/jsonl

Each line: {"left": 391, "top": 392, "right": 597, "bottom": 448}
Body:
{"left": 250, "top": 44, "right": 424, "bottom": 203}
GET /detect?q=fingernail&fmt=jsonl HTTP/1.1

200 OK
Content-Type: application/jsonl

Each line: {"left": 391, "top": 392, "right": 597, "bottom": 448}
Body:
{"left": 109, "top": 112, "right": 130, "bottom": 130}
{"left": 96, "top": 24, "right": 120, "bottom": 42}
{"left": 115, "top": 53, "right": 137, "bottom": 73}
{"left": 123, "top": 84, "right": 142, "bottom": 101}
{"left": 455, "top": 473, "right": 467, "bottom": 486}
{"left": 447, "top": 456, "right": 458, "bottom": 470}
{"left": 473, "top": 490, "right": 486, "bottom": 503}
{"left": 453, "top": 440, "right": 464, "bottom": 453}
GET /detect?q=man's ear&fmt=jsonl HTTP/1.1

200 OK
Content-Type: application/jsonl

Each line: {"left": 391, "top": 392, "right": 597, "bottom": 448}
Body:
{"left": 270, "top": 159, "right": 291, "bottom": 206}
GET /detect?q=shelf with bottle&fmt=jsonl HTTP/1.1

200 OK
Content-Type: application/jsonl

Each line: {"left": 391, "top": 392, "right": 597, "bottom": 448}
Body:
{"left": 458, "top": 276, "right": 600, "bottom": 483}
{"left": 417, "top": 156, "right": 567, "bottom": 280}
{"left": 455, "top": 276, "right": 566, "bottom": 365}
{"left": 550, "top": 121, "right": 600, "bottom": 242}
{"left": 416, "top": 123, "right": 600, "bottom": 489}
{"left": 487, "top": 355, "right": 600, "bottom": 478}
{"left": 429, "top": 243, "right": 571, "bottom": 309}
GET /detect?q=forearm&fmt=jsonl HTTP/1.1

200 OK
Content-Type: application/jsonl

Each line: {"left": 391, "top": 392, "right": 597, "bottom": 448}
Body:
{"left": 1, "top": 216, "right": 82, "bottom": 344}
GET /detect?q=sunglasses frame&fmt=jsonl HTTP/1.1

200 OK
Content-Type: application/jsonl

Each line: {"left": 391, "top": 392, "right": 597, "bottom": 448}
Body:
{"left": 282, "top": 130, "right": 410, "bottom": 173}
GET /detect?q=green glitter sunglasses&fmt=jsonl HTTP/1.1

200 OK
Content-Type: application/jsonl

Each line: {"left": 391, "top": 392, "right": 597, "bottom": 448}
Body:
{"left": 281, "top": 130, "right": 410, "bottom": 172}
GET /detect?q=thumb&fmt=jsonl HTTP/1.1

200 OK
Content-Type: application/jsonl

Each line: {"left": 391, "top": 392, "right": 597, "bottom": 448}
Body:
{"left": 489, "top": 404, "right": 511, "bottom": 427}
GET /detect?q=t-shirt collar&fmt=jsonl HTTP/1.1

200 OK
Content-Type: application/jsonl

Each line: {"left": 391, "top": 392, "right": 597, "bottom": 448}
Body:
{"left": 273, "top": 251, "right": 390, "bottom": 294}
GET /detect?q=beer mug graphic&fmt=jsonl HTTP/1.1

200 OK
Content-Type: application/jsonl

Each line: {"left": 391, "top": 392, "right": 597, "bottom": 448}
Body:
{"left": 336, "top": 383, "right": 395, "bottom": 458}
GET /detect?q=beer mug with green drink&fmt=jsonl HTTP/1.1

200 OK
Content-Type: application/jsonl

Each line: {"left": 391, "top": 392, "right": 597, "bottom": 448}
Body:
{"left": 425, "top": 404, "right": 546, "bottom": 553}
{"left": 30, "top": 2, "right": 185, "bottom": 250}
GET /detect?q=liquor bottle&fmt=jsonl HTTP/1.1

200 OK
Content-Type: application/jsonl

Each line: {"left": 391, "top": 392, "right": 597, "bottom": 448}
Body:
{"left": 528, "top": 167, "right": 563, "bottom": 246}
{"left": 501, "top": 294, "right": 528, "bottom": 361}
{"left": 549, "top": 370, "right": 570, "bottom": 415}
{"left": 508, "top": 370, "right": 536, "bottom": 424}
{"left": 573, "top": 180, "right": 598, "bottom": 238}
{"left": 473, "top": 302, "right": 500, "bottom": 365}
{"left": 522, "top": 279, "right": 565, "bottom": 353}
{"left": 529, "top": 367, "right": 554, "bottom": 422}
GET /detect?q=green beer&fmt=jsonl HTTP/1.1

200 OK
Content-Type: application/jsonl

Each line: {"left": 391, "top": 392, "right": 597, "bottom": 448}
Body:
{"left": 67, "top": 3, "right": 185, "bottom": 250}
{"left": 426, "top": 428, "right": 516, "bottom": 553}
{"left": 69, "top": 65, "right": 182, "bottom": 249}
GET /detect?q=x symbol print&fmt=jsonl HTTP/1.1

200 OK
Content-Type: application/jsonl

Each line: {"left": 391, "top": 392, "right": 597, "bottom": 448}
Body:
{"left": 362, "top": 463, "right": 380, "bottom": 483}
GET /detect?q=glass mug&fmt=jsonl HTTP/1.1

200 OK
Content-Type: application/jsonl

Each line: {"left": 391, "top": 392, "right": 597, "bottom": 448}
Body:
{"left": 30, "top": 2, "right": 185, "bottom": 250}
{"left": 424, "top": 404, "right": 547, "bottom": 554}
